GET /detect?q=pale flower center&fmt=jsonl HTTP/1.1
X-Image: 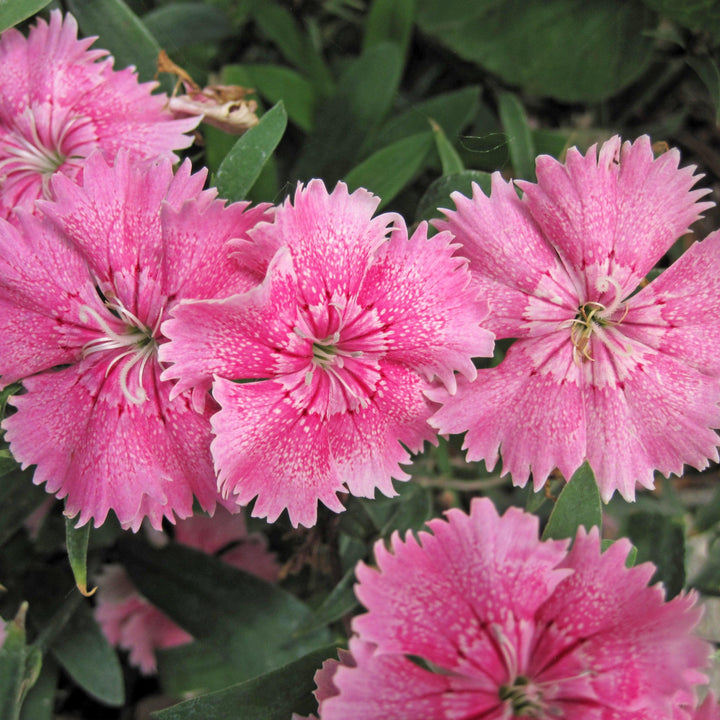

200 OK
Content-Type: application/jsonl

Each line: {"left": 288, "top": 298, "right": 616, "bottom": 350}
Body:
{"left": 498, "top": 676, "right": 545, "bottom": 718}
{"left": 79, "top": 297, "right": 161, "bottom": 405}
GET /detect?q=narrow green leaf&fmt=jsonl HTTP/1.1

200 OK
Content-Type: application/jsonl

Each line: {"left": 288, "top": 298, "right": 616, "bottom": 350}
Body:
{"left": 119, "top": 536, "right": 331, "bottom": 683}
{"left": 153, "top": 646, "right": 337, "bottom": 720}
{"left": 215, "top": 101, "right": 287, "bottom": 202}
{"left": 19, "top": 657, "right": 56, "bottom": 720}
{"left": 363, "top": 0, "right": 416, "bottom": 57}
{"left": 345, "top": 131, "right": 434, "bottom": 208}
{"left": 293, "top": 569, "right": 358, "bottom": 638}
{"left": 0, "top": 0, "right": 51, "bottom": 32}
{"left": 541, "top": 463, "right": 602, "bottom": 541}
{"left": 0, "top": 604, "right": 41, "bottom": 720}
{"left": 67, "top": 0, "right": 162, "bottom": 83}
{"left": 431, "top": 120, "right": 465, "bottom": 175}
{"left": 0, "top": 468, "right": 51, "bottom": 547}
{"left": 415, "top": 170, "right": 492, "bottom": 222}
{"left": 224, "top": 64, "right": 316, "bottom": 132}
{"left": 64, "top": 519, "right": 94, "bottom": 597}
{"left": 142, "top": 3, "right": 233, "bottom": 50}
{"left": 498, "top": 92, "right": 536, "bottom": 180}
{"left": 49, "top": 601, "right": 124, "bottom": 706}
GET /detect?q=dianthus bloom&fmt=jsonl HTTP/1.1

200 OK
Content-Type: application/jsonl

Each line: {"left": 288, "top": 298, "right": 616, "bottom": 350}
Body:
{"left": 0, "top": 11, "right": 197, "bottom": 218}
{"left": 160, "top": 180, "right": 494, "bottom": 527}
{"left": 311, "top": 498, "right": 709, "bottom": 719}
{"left": 0, "top": 151, "right": 270, "bottom": 529}
{"left": 95, "top": 508, "right": 279, "bottom": 673}
{"left": 430, "top": 136, "right": 720, "bottom": 500}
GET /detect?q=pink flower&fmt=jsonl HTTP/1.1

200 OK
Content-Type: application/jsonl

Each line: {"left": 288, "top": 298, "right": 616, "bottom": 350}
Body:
{"left": 95, "top": 508, "right": 279, "bottom": 673}
{"left": 315, "top": 498, "right": 710, "bottom": 719}
{"left": 430, "top": 136, "right": 720, "bottom": 500}
{"left": 0, "top": 11, "right": 197, "bottom": 219}
{"left": 692, "top": 694, "right": 720, "bottom": 720}
{"left": 0, "top": 151, "right": 270, "bottom": 530}
{"left": 160, "top": 180, "right": 494, "bottom": 527}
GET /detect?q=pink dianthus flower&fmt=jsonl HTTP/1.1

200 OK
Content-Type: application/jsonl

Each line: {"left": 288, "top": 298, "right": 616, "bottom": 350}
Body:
{"left": 160, "top": 179, "right": 494, "bottom": 527}
{"left": 314, "top": 498, "right": 710, "bottom": 719}
{"left": 94, "top": 508, "right": 279, "bottom": 674}
{"left": 430, "top": 136, "right": 720, "bottom": 500}
{"left": 0, "top": 11, "right": 197, "bottom": 219}
{"left": 0, "top": 151, "right": 270, "bottom": 530}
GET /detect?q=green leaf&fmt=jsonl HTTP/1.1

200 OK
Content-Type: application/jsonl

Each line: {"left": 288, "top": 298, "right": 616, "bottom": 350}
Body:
{"left": 640, "top": 0, "right": 720, "bottom": 38}
{"left": 691, "top": 539, "right": 720, "bottom": 596}
{"left": 431, "top": 120, "right": 465, "bottom": 175}
{"left": 694, "top": 484, "right": 720, "bottom": 532}
{"left": 119, "top": 536, "right": 331, "bottom": 684}
{"left": 293, "top": 569, "right": 358, "bottom": 639}
{"left": 415, "top": 169, "right": 492, "bottom": 222}
{"left": 224, "top": 64, "right": 316, "bottom": 132}
{"left": 416, "top": 0, "right": 656, "bottom": 102}
{"left": 215, "top": 101, "right": 287, "bottom": 202}
{"left": 625, "top": 511, "right": 685, "bottom": 598}
{"left": 49, "top": 601, "right": 124, "bottom": 706}
{"left": 497, "top": 92, "right": 536, "bottom": 180}
{"left": 19, "top": 657, "right": 56, "bottom": 720}
{"left": 345, "top": 131, "right": 434, "bottom": 208}
{"left": 0, "top": 605, "right": 42, "bottom": 720}
{"left": 541, "top": 463, "right": 602, "bottom": 541}
{"left": 64, "top": 519, "right": 94, "bottom": 597}
{"left": 153, "top": 646, "right": 337, "bottom": 720}
{"left": 0, "top": 468, "right": 51, "bottom": 547}
{"left": 294, "top": 42, "right": 404, "bottom": 181}
{"left": 142, "top": 3, "right": 233, "bottom": 50}
{"left": 67, "top": 0, "right": 163, "bottom": 83}
{"left": 687, "top": 55, "right": 720, "bottom": 125}
{"left": 0, "top": 0, "right": 51, "bottom": 32}
{"left": 363, "top": 0, "right": 416, "bottom": 58}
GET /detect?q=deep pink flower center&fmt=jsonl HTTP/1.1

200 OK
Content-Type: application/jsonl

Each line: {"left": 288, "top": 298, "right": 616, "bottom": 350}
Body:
{"left": 283, "top": 295, "right": 388, "bottom": 417}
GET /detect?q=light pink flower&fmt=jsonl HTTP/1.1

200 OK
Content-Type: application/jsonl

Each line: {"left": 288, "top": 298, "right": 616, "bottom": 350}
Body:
{"left": 0, "top": 151, "right": 270, "bottom": 530}
{"left": 692, "top": 694, "right": 720, "bottom": 720}
{"left": 315, "top": 498, "right": 710, "bottom": 719}
{"left": 430, "top": 136, "right": 720, "bottom": 500}
{"left": 0, "top": 11, "right": 197, "bottom": 219}
{"left": 95, "top": 508, "right": 279, "bottom": 673}
{"left": 160, "top": 179, "right": 494, "bottom": 527}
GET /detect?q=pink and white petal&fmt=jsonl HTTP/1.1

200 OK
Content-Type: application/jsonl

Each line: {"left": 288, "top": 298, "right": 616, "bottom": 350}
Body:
{"left": 330, "top": 364, "right": 437, "bottom": 499}
{"left": 160, "top": 250, "right": 299, "bottom": 396}
{"left": 358, "top": 223, "right": 493, "bottom": 392}
{"left": 211, "top": 377, "right": 346, "bottom": 527}
{"left": 434, "top": 173, "right": 575, "bottom": 307}
{"left": 249, "top": 180, "right": 393, "bottom": 304}
{"left": 622, "top": 230, "right": 720, "bottom": 376}
{"left": 354, "top": 499, "right": 570, "bottom": 679}
{"left": 585, "top": 344, "right": 720, "bottom": 501}
{"left": 522, "top": 137, "right": 712, "bottom": 296}
{"left": 429, "top": 336, "right": 586, "bottom": 489}
{"left": 3, "top": 365, "right": 218, "bottom": 531}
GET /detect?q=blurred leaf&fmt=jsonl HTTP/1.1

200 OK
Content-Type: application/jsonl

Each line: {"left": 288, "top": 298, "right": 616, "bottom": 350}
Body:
{"left": 498, "top": 92, "right": 536, "bottom": 180}
{"left": 416, "top": 0, "right": 656, "bottom": 102}
{"left": 379, "top": 481, "right": 435, "bottom": 538}
{"left": 0, "top": 0, "right": 51, "bottom": 32}
{"left": 64, "top": 519, "right": 94, "bottom": 597}
{"left": 0, "top": 468, "right": 50, "bottom": 547}
{"left": 345, "top": 131, "right": 434, "bottom": 208}
{"left": 49, "top": 601, "right": 124, "bottom": 706}
{"left": 377, "top": 86, "right": 481, "bottom": 149}
{"left": 0, "top": 605, "right": 41, "bottom": 720}
{"left": 224, "top": 64, "right": 316, "bottom": 132}
{"left": 142, "top": 3, "right": 233, "bottom": 50}
{"left": 215, "top": 101, "right": 287, "bottom": 202}
{"left": 695, "top": 485, "right": 720, "bottom": 532}
{"left": 626, "top": 511, "right": 685, "bottom": 598}
{"left": 0, "top": 449, "right": 19, "bottom": 478}
{"left": 432, "top": 120, "right": 465, "bottom": 175}
{"left": 294, "top": 42, "right": 403, "bottom": 181}
{"left": 153, "top": 645, "right": 337, "bottom": 720}
{"left": 640, "top": 0, "right": 720, "bottom": 37}
{"left": 542, "top": 464, "right": 602, "bottom": 541}
{"left": 293, "top": 568, "right": 358, "bottom": 638}
{"left": 415, "top": 169, "right": 492, "bottom": 222}
{"left": 67, "top": 0, "right": 163, "bottom": 84}
{"left": 686, "top": 55, "right": 720, "bottom": 124}
{"left": 119, "top": 536, "right": 331, "bottom": 684}
{"left": 18, "top": 657, "right": 56, "bottom": 720}
{"left": 364, "top": 0, "right": 416, "bottom": 58}
{"left": 525, "top": 487, "right": 549, "bottom": 513}
{"left": 251, "top": 3, "right": 334, "bottom": 96}
{"left": 691, "top": 539, "right": 720, "bottom": 596}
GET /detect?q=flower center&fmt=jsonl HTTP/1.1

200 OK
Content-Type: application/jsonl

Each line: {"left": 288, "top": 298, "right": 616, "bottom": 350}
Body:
{"left": 79, "top": 294, "right": 161, "bottom": 405}
{"left": 499, "top": 676, "right": 544, "bottom": 717}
